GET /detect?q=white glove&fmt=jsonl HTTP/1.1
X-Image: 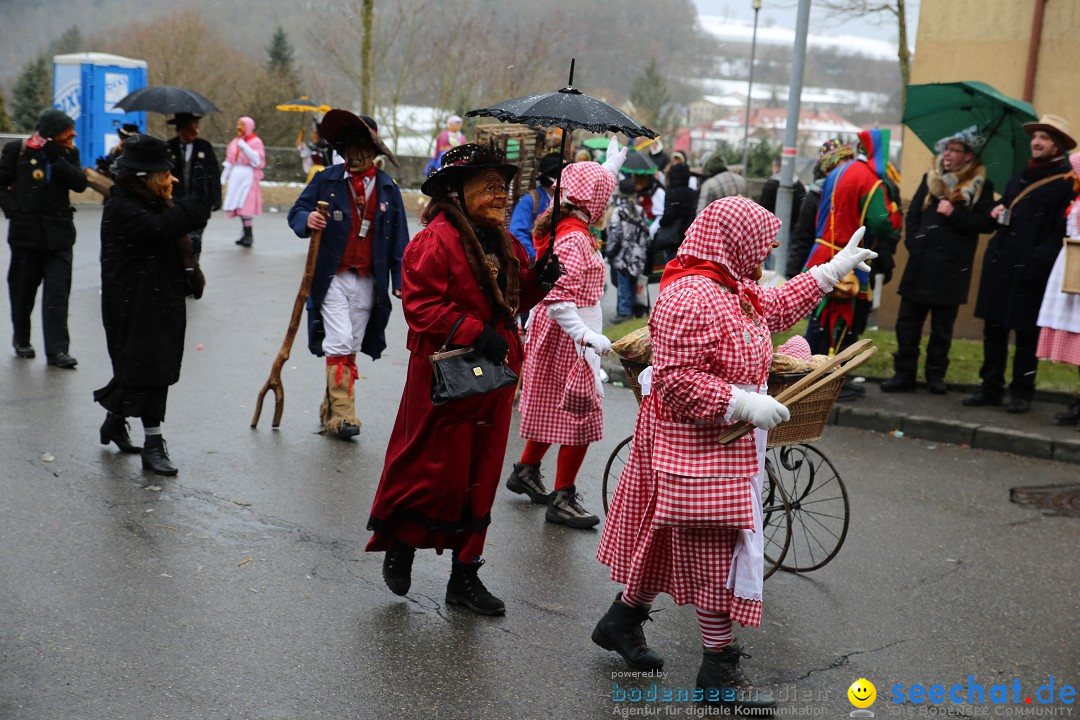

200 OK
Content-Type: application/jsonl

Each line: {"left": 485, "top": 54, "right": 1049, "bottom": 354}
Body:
{"left": 548, "top": 305, "right": 613, "bottom": 355}
{"left": 729, "top": 387, "right": 790, "bottom": 430}
{"left": 810, "top": 227, "right": 878, "bottom": 289}
{"left": 601, "top": 136, "right": 627, "bottom": 176}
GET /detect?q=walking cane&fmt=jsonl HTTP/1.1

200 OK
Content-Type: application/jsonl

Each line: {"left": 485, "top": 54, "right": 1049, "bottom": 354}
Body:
{"left": 251, "top": 200, "right": 330, "bottom": 428}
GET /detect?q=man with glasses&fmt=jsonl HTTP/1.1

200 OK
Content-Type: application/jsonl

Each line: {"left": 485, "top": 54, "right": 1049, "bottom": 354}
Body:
{"left": 287, "top": 109, "right": 410, "bottom": 439}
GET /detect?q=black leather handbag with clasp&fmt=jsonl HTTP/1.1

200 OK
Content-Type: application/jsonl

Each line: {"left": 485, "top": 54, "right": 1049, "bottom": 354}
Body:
{"left": 429, "top": 316, "right": 518, "bottom": 405}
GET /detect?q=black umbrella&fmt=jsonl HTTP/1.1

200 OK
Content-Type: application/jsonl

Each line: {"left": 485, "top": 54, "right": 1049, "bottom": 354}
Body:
{"left": 466, "top": 59, "right": 657, "bottom": 277}
{"left": 114, "top": 85, "right": 221, "bottom": 115}
{"left": 621, "top": 150, "right": 658, "bottom": 176}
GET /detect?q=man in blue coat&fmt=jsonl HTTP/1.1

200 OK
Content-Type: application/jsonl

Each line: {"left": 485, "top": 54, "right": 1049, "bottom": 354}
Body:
{"left": 287, "top": 109, "right": 409, "bottom": 439}
{"left": 508, "top": 152, "right": 562, "bottom": 264}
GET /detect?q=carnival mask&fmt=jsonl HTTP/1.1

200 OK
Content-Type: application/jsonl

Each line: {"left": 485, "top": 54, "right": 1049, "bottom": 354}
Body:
{"left": 463, "top": 170, "right": 509, "bottom": 227}
{"left": 147, "top": 170, "right": 177, "bottom": 201}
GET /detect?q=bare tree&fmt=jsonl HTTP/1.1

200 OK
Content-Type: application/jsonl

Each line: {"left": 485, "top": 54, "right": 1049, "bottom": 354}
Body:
{"left": 816, "top": 0, "right": 912, "bottom": 108}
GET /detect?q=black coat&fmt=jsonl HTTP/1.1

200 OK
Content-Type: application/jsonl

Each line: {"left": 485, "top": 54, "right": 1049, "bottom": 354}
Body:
{"left": 0, "top": 140, "right": 88, "bottom": 251}
{"left": 786, "top": 186, "right": 820, "bottom": 279}
{"left": 656, "top": 165, "right": 698, "bottom": 251}
{"left": 166, "top": 136, "right": 222, "bottom": 211}
{"left": 899, "top": 174, "right": 997, "bottom": 306}
{"left": 100, "top": 182, "right": 209, "bottom": 386}
{"left": 974, "top": 157, "right": 1074, "bottom": 329}
{"left": 758, "top": 176, "right": 805, "bottom": 233}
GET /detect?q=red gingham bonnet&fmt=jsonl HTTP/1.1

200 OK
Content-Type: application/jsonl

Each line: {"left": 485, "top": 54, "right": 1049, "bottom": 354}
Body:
{"left": 559, "top": 161, "right": 617, "bottom": 224}
{"left": 677, "top": 197, "right": 781, "bottom": 279}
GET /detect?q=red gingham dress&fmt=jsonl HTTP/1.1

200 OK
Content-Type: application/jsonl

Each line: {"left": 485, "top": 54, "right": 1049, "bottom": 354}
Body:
{"left": 519, "top": 218, "right": 607, "bottom": 445}
{"left": 597, "top": 196, "right": 825, "bottom": 623}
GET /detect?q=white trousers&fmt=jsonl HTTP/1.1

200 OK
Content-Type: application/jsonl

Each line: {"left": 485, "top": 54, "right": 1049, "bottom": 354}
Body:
{"left": 321, "top": 270, "right": 374, "bottom": 357}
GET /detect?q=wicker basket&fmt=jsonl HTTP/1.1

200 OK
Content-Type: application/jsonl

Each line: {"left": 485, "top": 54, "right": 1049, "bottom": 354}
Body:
{"left": 620, "top": 359, "right": 649, "bottom": 405}
{"left": 765, "top": 371, "right": 842, "bottom": 447}
{"left": 474, "top": 123, "right": 547, "bottom": 228}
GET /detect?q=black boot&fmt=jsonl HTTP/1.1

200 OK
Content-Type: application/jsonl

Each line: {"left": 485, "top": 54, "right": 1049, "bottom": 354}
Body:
{"left": 962, "top": 387, "right": 1003, "bottom": 407}
{"left": 591, "top": 592, "right": 664, "bottom": 669}
{"left": 505, "top": 462, "right": 551, "bottom": 504}
{"left": 880, "top": 374, "right": 917, "bottom": 393}
{"left": 235, "top": 226, "right": 253, "bottom": 247}
{"left": 1054, "top": 398, "right": 1080, "bottom": 426}
{"left": 141, "top": 435, "right": 178, "bottom": 476}
{"left": 696, "top": 640, "right": 777, "bottom": 711}
{"left": 382, "top": 542, "right": 415, "bottom": 596}
{"left": 446, "top": 559, "right": 505, "bottom": 616}
{"left": 99, "top": 412, "right": 141, "bottom": 454}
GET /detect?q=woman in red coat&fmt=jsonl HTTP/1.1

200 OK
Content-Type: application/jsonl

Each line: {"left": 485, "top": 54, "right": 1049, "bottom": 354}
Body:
{"left": 592, "top": 197, "right": 875, "bottom": 710}
{"left": 366, "top": 144, "right": 555, "bottom": 615}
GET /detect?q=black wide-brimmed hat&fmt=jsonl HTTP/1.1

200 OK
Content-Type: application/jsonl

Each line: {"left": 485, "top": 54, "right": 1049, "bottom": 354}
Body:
{"left": 166, "top": 112, "right": 203, "bottom": 127}
{"left": 117, "top": 123, "right": 140, "bottom": 138}
{"left": 420, "top": 143, "right": 518, "bottom": 197}
{"left": 320, "top": 108, "right": 397, "bottom": 165}
{"left": 115, "top": 134, "right": 174, "bottom": 173}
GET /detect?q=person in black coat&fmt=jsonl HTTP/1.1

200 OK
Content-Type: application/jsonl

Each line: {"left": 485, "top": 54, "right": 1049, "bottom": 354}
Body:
{"left": 882, "top": 131, "right": 996, "bottom": 394}
{"left": 166, "top": 113, "right": 221, "bottom": 259}
{"left": 654, "top": 162, "right": 698, "bottom": 262}
{"left": 94, "top": 135, "right": 210, "bottom": 475}
{"left": 0, "top": 107, "right": 88, "bottom": 367}
{"left": 964, "top": 115, "right": 1077, "bottom": 413}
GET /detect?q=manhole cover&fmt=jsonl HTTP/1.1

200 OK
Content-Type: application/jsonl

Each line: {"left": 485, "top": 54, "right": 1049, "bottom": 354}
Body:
{"left": 1010, "top": 483, "right": 1080, "bottom": 518}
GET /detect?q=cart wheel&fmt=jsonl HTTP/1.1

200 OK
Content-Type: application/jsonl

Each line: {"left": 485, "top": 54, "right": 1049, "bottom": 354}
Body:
{"left": 761, "top": 467, "right": 792, "bottom": 580}
{"left": 766, "top": 444, "right": 850, "bottom": 572}
{"left": 602, "top": 436, "right": 633, "bottom": 514}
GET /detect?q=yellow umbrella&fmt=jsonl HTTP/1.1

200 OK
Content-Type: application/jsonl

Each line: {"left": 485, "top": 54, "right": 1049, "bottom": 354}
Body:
{"left": 275, "top": 95, "right": 331, "bottom": 113}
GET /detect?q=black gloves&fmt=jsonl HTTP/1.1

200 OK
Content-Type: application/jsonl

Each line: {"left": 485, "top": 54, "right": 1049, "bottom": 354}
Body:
{"left": 535, "top": 252, "right": 564, "bottom": 288}
{"left": 472, "top": 325, "right": 509, "bottom": 363}
{"left": 42, "top": 141, "right": 63, "bottom": 162}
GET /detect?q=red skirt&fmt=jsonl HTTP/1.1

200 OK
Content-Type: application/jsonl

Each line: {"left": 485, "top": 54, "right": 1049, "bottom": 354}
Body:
{"left": 1037, "top": 327, "right": 1080, "bottom": 367}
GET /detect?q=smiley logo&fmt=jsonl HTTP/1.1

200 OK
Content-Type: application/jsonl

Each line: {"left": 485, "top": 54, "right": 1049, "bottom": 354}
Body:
{"left": 848, "top": 678, "right": 876, "bottom": 709}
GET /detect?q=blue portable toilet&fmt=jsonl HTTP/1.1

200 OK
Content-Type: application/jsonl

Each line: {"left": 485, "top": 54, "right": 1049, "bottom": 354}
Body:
{"left": 52, "top": 52, "right": 147, "bottom": 165}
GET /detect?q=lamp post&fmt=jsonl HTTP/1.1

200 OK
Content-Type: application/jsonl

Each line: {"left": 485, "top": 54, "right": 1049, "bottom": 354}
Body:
{"left": 739, "top": 0, "right": 762, "bottom": 175}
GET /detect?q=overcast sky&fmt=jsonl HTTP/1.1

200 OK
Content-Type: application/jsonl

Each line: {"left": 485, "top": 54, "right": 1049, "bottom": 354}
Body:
{"left": 693, "top": 0, "right": 921, "bottom": 48}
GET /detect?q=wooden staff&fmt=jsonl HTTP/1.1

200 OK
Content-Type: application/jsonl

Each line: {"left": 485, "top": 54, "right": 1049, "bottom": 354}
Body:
{"left": 251, "top": 200, "right": 329, "bottom": 428}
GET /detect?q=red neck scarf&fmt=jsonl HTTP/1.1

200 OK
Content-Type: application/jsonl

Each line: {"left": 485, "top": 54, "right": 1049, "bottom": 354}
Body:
{"left": 533, "top": 215, "right": 589, "bottom": 263}
{"left": 659, "top": 255, "right": 764, "bottom": 316}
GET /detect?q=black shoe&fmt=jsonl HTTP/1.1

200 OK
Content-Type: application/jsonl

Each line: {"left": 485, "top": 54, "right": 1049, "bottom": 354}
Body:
{"left": 446, "top": 559, "right": 505, "bottom": 616}
{"left": 236, "top": 227, "right": 253, "bottom": 247}
{"left": 696, "top": 640, "right": 777, "bottom": 710}
{"left": 13, "top": 341, "right": 34, "bottom": 359}
{"left": 141, "top": 435, "right": 178, "bottom": 476}
{"left": 836, "top": 382, "right": 864, "bottom": 402}
{"left": 962, "top": 389, "right": 1003, "bottom": 407}
{"left": 1054, "top": 399, "right": 1080, "bottom": 426}
{"left": 611, "top": 315, "right": 633, "bottom": 324}
{"left": 46, "top": 352, "right": 78, "bottom": 369}
{"left": 100, "top": 413, "right": 141, "bottom": 454}
{"left": 382, "top": 542, "right": 415, "bottom": 596}
{"left": 591, "top": 592, "right": 665, "bottom": 670}
{"left": 880, "top": 375, "right": 917, "bottom": 393}
{"left": 927, "top": 378, "right": 948, "bottom": 395}
{"left": 1005, "top": 397, "right": 1032, "bottom": 414}
{"left": 336, "top": 421, "right": 360, "bottom": 440}
{"left": 632, "top": 303, "right": 650, "bottom": 319}
{"left": 505, "top": 462, "right": 551, "bottom": 504}
{"left": 545, "top": 485, "right": 600, "bottom": 528}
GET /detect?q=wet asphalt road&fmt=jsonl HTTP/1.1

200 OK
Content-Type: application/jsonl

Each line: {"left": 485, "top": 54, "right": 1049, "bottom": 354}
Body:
{"left": 1, "top": 207, "right": 1078, "bottom": 719}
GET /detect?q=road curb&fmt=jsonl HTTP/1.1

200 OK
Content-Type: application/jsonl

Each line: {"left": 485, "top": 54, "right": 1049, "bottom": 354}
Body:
{"left": 602, "top": 356, "right": 1080, "bottom": 466}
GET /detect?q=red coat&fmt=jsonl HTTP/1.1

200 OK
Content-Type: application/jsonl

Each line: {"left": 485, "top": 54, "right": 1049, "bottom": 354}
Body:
{"left": 366, "top": 212, "right": 545, "bottom": 558}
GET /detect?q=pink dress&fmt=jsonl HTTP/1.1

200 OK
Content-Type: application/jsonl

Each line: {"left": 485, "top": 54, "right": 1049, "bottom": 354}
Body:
{"left": 518, "top": 217, "right": 606, "bottom": 445}
{"left": 222, "top": 121, "right": 265, "bottom": 218}
{"left": 1036, "top": 197, "right": 1080, "bottom": 366}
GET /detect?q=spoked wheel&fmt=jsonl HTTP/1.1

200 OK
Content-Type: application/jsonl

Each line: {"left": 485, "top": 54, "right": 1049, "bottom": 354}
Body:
{"left": 602, "top": 436, "right": 633, "bottom": 514}
{"left": 765, "top": 444, "right": 850, "bottom": 572}
{"left": 761, "top": 468, "right": 792, "bottom": 579}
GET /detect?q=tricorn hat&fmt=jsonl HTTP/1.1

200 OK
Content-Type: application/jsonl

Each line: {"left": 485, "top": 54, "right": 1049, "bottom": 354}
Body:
{"left": 1022, "top": 114, "right": 1077, "bottom": 152}
{"left": 537, "top": 152, "right": 566, "bottom": 187}
{"left": 115, "top": 134, "right": 174, "bottom": 173}
{"left": 117, "top": 123, "right": 140, "bottom": 139}
{"left": 420, "top": 143, "right": 518, "bottom": 198}
{"left": 166, "top": 112, "right": 203, "bottom": 128}
{"left": 320, "top": 108, "right": 397, "bottom": 166}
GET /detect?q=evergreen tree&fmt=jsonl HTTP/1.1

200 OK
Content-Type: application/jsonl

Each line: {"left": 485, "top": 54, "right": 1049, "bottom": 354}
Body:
{"left": 49, "top": 26, "right": 84, "bottom": 55}
{"left": 267, "top": 25, "right": 295, "bottom": 77}
{"left": 0, "top": 89, "right": 14, "bottom": 133}
{"left": 630, "top": 59, "right": 672, "bottom": 133}
{"left": 12, "top": 56, "right": 51, "bottom": 133}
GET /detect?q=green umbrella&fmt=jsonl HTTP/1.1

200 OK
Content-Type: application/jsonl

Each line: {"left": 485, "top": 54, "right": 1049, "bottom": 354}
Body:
{"left": 903, "top": 81, "right": 1038, "bottom": 190}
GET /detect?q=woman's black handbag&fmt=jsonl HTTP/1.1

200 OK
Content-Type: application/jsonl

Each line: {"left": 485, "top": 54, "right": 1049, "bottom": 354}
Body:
{"left": 429, "top": 317, "right": 518, "bottom": 405}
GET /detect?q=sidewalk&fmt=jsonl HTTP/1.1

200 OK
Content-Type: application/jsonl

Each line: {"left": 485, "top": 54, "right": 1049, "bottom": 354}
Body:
{"left": 602, "top": 359, "right": 1080, "bottom": 466}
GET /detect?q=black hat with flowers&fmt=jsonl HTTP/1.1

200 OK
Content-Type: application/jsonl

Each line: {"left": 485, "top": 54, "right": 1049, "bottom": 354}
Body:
{"left": 421, "top": 143, "right": 518, "bottom": 198}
